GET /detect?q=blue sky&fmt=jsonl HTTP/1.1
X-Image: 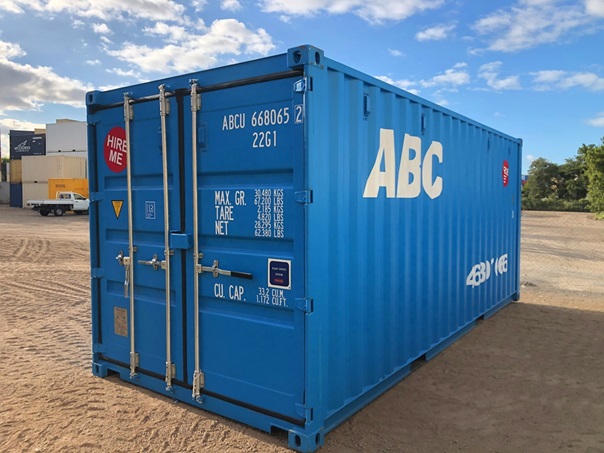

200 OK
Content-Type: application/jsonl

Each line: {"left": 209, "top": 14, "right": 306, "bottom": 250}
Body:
{"left": 1, "top": 0, "right": 603, "bottom": 171}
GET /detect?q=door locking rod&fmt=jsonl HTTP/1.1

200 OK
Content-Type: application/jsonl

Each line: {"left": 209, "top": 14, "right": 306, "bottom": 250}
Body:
{"left": 196, "top": 259, "right": 253, "bottom": 280}
{"left": 138, "top": 254, "right": 165, "bottom": 270}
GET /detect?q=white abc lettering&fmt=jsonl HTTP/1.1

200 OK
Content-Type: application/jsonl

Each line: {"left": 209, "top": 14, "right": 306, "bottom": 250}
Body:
{"left": 362, "top": 128, "right": 396, "bottom": 198}
{"left": 397, "top": 134, "right": 422, "bottom": 198}
{"left": 422, "top": 141, "right": 443, "bottom": 199}
{"left": 363, "top": 128, "right": 444, "bottom": 199}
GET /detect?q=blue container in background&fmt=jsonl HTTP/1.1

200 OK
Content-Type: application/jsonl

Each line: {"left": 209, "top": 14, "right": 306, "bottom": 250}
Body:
{"left": 9, "top": 130, "right": 46, "bottom": 160}
{"left": 87, "top": 45, "right": 521, "bottom": 452}
{"left": 10, "top": 183, "right": 22, "bottom": 208}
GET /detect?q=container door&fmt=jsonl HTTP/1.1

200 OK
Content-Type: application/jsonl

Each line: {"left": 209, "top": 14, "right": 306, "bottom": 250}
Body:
{"left": 185, "top": 77, "right": 307, "bottom": 422}
{"left": 93, "top": 91, "right": 186, "bottom": 386}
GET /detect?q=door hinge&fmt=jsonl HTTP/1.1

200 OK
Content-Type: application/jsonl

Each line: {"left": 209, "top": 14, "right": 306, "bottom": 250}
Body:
{"left": 91, "top": 268, "right": 105, "bottom": 279}
{"left": 192, "top": 370, "right": 205, "bottom": 401}
{"left": 92, "top": 343, "right": 107, "bottom": 353}
{"left": 124, "top": 93, "right": 134, "bottom": 121}
{"left": 295, "top": 403, "right": 313, "bottom": 422}
{"left": 295, "top": 298, "right": 313, "bottom": 314}
{"left": 295, "top": 190, "right": 313, "bottom": 205}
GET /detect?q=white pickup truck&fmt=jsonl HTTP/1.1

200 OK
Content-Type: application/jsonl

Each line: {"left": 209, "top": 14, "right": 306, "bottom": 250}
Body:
{"left": 27, "top": 192, "right": 90, "bottom": 217}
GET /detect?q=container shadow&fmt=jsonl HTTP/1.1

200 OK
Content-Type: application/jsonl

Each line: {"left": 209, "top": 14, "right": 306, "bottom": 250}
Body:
{"left": 324, "top": 300, "right": 604, "bottom": 453}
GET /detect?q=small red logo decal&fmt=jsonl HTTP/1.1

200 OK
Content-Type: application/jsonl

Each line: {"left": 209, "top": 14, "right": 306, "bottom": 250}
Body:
{"left": 502, "top": 160, "right": 509, "bottom": 187}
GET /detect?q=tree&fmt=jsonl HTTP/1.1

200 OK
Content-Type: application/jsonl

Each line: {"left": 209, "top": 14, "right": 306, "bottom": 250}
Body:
{"left": 583, "top": 138, "right": 604, "bottom": 213}
{"left": 523, "top": 157, "right": 561, "bottom": 200}
{"left": 559, "top": 154, "right": 588, "bottom": 201}
{"left": 522, "top": 139, "right": 604, "bottom": 214}
{"left": 1, "top": 157, "right": 8, "bottom": 182}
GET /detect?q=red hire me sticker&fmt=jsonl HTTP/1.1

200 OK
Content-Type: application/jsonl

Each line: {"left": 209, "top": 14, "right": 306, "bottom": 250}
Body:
{"left": 104, "top": 126, "right": 127, "bottom": 173}
{"left": 502, "top": 160, "right": 509, "bottom": 187}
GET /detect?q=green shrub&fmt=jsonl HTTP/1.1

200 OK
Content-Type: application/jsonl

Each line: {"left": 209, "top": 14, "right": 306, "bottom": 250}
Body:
{"left": 522, "top": 197, "right": 590, "bottom": 212}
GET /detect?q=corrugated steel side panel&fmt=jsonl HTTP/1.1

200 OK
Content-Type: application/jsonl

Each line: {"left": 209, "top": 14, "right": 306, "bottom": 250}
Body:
{"left": 46, "top": 120, "right": 87, "bottom": 152}
{"left": 48, "top": 178, "right": 89, "bottom": 199}
{"left": 304, "top": 58, "right": 521, "bottom": 424}
{"left": 9, "top": 159, "right": 22, "bottom": 183}
{"left": 22, "top": 155, "right": 87, "bottom": 182}
{"left": 23, "top": 182, "right": 49, "bottom": 206}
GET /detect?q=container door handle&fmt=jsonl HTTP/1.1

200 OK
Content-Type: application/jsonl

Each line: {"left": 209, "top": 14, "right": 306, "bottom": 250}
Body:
{"left": 116, "top": 251, "right": 131, "bottom": 298}
{"left": 138, "top": 254, "right": 164, "bottom": 270}
{"left": 196, "top": 259, "right": 253, "bottom": 280}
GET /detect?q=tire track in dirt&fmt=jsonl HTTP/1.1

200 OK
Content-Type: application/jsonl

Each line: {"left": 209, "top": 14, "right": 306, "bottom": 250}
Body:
{"left": 10, "top": 237, "right": 28, "bottom": 259}
{"left": 3, "top": 237, "right": 51, "bottom": 263}
{"left": 4, "top": 278, "right": 86, "bottom": 304}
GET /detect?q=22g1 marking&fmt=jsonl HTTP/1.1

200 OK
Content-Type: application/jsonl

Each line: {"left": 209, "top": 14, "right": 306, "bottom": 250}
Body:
{"left": 252, "top": 131, "right": 277, "bottom": 148}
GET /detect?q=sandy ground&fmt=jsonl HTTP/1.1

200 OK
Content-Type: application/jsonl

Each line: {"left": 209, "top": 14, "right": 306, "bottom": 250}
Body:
{"left": 0, "top": 207, "right": 603, "bottom": 453}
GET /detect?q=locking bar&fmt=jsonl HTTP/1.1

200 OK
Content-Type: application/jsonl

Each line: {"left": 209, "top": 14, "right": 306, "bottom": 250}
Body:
{"left": 159, "top": 84, "right": 175, "bottom": 390}
{"left": 138, "top": 254, "right": 163, "bottom": 270}
{"left": 190, "top": 80, "right": 203, "bottom": 400}
{"left": 123, "top": 93, "right": 138, "bottom": 379}
{"left": 116, "top": 251, "right": 132, "bottom": 297}
{"left": 196, "top": 259, "right": 253, "bottom": 280}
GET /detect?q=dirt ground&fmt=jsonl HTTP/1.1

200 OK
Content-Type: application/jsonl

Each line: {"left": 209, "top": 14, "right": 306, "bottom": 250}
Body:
{"left": 0, "top": 207, "right": 603, "bottom": 453}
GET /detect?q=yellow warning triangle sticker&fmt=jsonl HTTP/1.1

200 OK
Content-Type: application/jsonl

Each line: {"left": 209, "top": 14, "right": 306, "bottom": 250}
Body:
{"left": 112, "top": 200, "right": 124, "bottom": 219}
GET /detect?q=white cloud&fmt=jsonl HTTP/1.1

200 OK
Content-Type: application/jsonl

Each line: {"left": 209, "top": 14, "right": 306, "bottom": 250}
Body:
{"left": 388, "top": 48, "right": 404, "bottom": 57}
{"left": 559, "top": 72, "right": 604, "bottom": 90}
{"left": 0, "top": 40, "right": 25, "bottom": 59}
{"left": 473, "top": 1, "right": 590, "bottom": 52}
{"left": 0, "top": 40, "right": 91, "bottom": 114}
{"left": 420, "top": 62, "right": 470, "bottom": 88}
{"left": 92, "top": 23, "right": 112, "bottom": 35}
{"left": 587, "top": 112, "right": 604, "bottom": 127}
{"left": 191, "top": 0, "right": 208, "bottom": 12}
{"left": 0, "top": 0, "right": 23, "bottom": 14}
{"left": 86, "top": 59, "right": 101, "bottom": 66}
{"left": 478, "top": 61, "right": 521, "bottom": 90}
{"left": 526, "top": 154, "right": 536, "bottom": 162}
{"left": 531, "top": 70, "right": 604, "bottom": 91}
{"left": 97, "top": 83, "right": 129, "bottom": 92}
{"left": 260, "top": 0, "right": 445, "bottom": 24}
{"left": 0, "top": 0, "right": 188, "bottom": 23}
{"left": 531, "top": 69, "right": 565, "bottom": 84}
{"left": 415, "top": 23, "right": 456, "bottom": 42}
{"left": 221, "top": 0, "right": 242, "bottom": 11}
{"left": 375, "top": 75, "right": 420, "bottom": 95}
{"left": 107, "top": 67, "right": 140, "bottom": 78}
{"left": 143, "top": 22, "right": 189, "bottom": 42}
{"left": 106, "top": 19, "right": 275, "bottom": 74}
{"left": 586, "top": 0, "right": 604, "bottom": 17}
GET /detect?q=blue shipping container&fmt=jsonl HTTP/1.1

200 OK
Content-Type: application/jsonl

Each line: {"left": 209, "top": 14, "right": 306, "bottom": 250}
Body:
{"left": 10, "top": 183, "right": 22, "bottom": 208}
{"left": 87, "top": 45, "right": 521, "bottom": 452}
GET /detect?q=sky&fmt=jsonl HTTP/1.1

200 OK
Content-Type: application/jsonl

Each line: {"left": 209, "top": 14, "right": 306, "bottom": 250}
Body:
{"left": 1, "top": 0, "right": 603, "bottom": 172}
